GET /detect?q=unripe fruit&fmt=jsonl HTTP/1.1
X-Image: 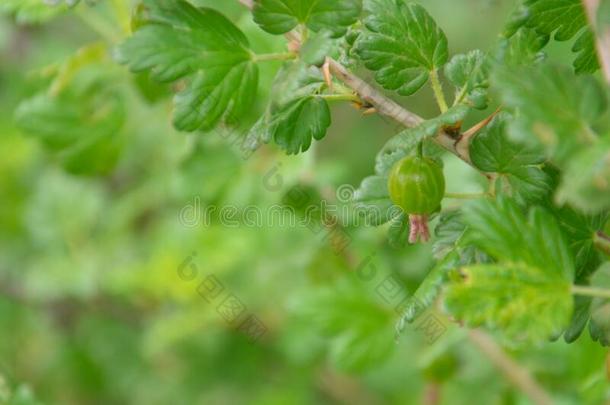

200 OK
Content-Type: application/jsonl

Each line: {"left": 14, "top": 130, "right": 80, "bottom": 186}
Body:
{"left": 388, "top": 156, "right": 445, "bottom": 214}
{"left": 387, "top": 156, "right": 445, "bottom": 243}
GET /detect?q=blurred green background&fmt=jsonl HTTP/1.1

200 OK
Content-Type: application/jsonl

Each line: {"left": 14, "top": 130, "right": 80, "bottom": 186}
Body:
{"left": 0, "top": 0, "right": 607, "bottom": 404}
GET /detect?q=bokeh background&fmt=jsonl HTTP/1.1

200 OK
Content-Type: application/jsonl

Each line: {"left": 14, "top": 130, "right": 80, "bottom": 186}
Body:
{"left": 0, "top": 0, "right": 607, "bottom": 404}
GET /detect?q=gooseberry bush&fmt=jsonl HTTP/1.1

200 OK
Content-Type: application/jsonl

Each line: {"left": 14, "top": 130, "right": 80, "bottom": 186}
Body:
{"left": 5, "top": 0, "right": 610, "bottom": 397}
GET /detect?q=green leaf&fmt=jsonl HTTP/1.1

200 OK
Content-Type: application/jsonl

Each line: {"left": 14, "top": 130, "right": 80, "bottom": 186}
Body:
{"left": 512, "top": 0, "right": 600, "bottom": 73}
{"left": 300, "top": 30, "right": 340, "bottom": 66}
{"left": 563, "top": 294, "right": 591, "bottom": 343}
{"left": 252, "top": 0, "right": 362, "bottom": 37}
{"left": 470, "top": 115, "right": 552, "bottom": 203}
{"left": 589, "top": 263, "right": 610, "bottom": 345}
{"left": 493, "top": 64, "right": 608, "bottom": 163}
{"left": 449, "top": 198, "right": 576, "bottom": 342}
{"left": 556, "top": 207, "right": 607, "bottom": 280}
{"left": 116, "top": 0, "right": 258, "bottom": 131}
{"left": 495, "top": 27, "right": 549, "bottom": 66}
{"left": 445, "top": 262, "right": 573, "bottom": 342}
{"left": 267, "top": 95, "right": 331, "bottom": 154}
{"left": 354, "top": 0, "right": 448, "bottom": 96}
{"left": 353, "top": 175, "right": 398, "bottom": 226}
{"left": 433, "top": 210, "right": 487, "bottom": 264}
{"left": 462, "top": 198, "right": 574, "bottom": 281}
{"left": 387, "top": 212, "right": 409, "bottom": 248}
{"left": 398, "top": 252, "right": 457, "bottom": 328}
{"left": 556, "top": 140, "right": 610, "bottom": 214}
{"left": 444, "top": 50, "right": 490, "bottom": 109}
{"left": 15, "top": 75, "right": 125, "bottom": 176}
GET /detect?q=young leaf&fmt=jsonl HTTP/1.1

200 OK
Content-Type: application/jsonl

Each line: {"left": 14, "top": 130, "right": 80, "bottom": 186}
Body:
{"left": 493, "top": 64, "right": 608, "bottom": 163}
{"left": 445, "top": 262, "right": 572, "bottom": 342}
{"left": 116, "top": 0, "right": 258, "bottom": 131}
{"left": 470, "top": 116, "right": 552, "bottom": 203}
{"left": 354, "top": 0, "right": 449, "bottom": 96}
{"left": 252, "top": 0, "right": 362, "bottom": 37}
{"left": 444, "top": 50, "right": 490, "bottom": 109}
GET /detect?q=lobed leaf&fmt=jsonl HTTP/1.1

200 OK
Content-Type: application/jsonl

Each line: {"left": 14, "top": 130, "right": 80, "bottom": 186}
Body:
{"left": 116, "top": 0, "right": 258, "bottom": 131}
{"left": 470, "top": 116, "right": 552, "bottom": 204}
{"left": 354, "top": 0, "right": 448, "bottom": 96}
{"left": 445, "top": 262, "right": 572, "bottom": 342}
{"left": 252, "top": 0, "right": 362, "bottom": 37}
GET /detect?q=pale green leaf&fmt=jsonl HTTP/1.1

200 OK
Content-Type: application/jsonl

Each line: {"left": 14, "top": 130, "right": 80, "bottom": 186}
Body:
{"left": 445, "top": 262, "right": 572, "bottom": 342}
{"left": 493, "top": 64, "right": 608, "bottom": 163}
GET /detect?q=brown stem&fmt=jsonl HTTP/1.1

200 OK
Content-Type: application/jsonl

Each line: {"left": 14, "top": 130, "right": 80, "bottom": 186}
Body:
{"left": 582, "top": 0, "right": 610, "bottom": 84}
{"left": 468, "top": 330, "right": 553, "bottom": 405}
{"left": 326, "top": 58, "right": 489, "bottom": 175}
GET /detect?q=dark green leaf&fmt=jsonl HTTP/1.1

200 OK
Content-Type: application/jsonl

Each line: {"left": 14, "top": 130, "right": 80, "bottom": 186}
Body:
{"left": 589, "top": 263, "right": 610, "bottom": 346}
{"left": 470, "top": 116, "right": 552, "bottom": 203}
{"left": 556, "top": 141, "right": 610, "bottom": 214}
{"left": 253, "top": 0, "right": 362, "bottom": 37}
{"left": 116, "top": 0, "right": 258, "bottom": 131}
{"left": 355, "top": 0, "right": 448, "bottom": 96}
{"left": 269, "top": 96, "right": 331, "bottom": 154}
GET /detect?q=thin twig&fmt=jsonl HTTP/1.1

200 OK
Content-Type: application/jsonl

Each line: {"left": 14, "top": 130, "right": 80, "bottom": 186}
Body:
{"left": 326, "top": 58, "right": 487, "bottom": 173}
{"left": 582, "top": 0, "right": 610, "bottom": 84}
{"left": 468, "top": 330, "right": 553, "bottom": 405}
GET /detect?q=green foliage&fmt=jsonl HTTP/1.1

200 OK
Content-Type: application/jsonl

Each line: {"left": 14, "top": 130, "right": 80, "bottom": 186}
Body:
{"left": 267, "top": 95, "right": 331, "bottom": 154}
{"left": 589, "top": 263, "right": 610, "bottom": 345}
{"left": 494, "top": 64, "right": 607, "bottom": 162}
{"left": 293, "top": 279, "right": 395, "bottom": 371}
{"left": 116, "top": 0, "right": 258, "bottom": 131}
{"left": 355, "top": 0, "right": 448, "bottom": 96}
{"left": 509, "top": 0, "right": 599, "bottom": 73}
{"left": 5, "top": 0, "right": 610, "bottom": 402}
{"left": 0, "top": 0, "right": 67, "bottom": 23}
{"left": 446, "top": 262, "right": 572, "bottom": 342}
{"left": 470, "top": 115, "right": 551, "bottom": 204}
{"left": 444, "top": 198, "right": 574, "bottom": 342}
{"left": 15, "top": 70, "right": 125, "bottom": 176}
{"left": 444, "top": 50, "right": 490, "bottom": 109}
{"left": 253, "top": 0, "right": 362, "bottom": 37}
